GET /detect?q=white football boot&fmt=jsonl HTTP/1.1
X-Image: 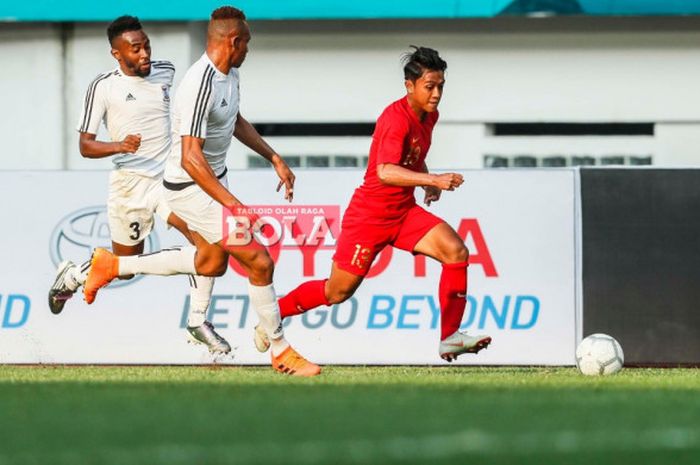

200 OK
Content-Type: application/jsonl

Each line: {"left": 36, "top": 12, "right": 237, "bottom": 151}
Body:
{"left": 253, "top": 324, "right": 270, "bottom": 353}
{"left": 48, "top": 261, "right": 77, "bottom": 315}
{"left": 187, "top": 321, "right": 231, "bottom": 354}
{"left": 439, "top": 330, "right": 492, "bottom": 362}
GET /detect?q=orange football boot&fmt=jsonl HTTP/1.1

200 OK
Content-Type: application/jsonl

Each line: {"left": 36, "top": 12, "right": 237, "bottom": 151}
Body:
{"left": 83, "top": 248, "right": 120, "bottom": 304}
{"left": 271, "top": 346, "right": 321, "bottom": 377}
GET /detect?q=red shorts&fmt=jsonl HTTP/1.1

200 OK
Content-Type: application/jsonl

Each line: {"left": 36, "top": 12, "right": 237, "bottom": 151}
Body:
{"left": 333, "top": 203, "right": 444, "bottom": 276}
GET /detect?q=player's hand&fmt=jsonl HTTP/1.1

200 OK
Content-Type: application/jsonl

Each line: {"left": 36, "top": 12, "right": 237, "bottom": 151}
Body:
{"left": 119, "top": 134, "right": 141, "bottom": 153}
{"left": 272, "top": 155, "right": 295, "bottom": 202}
{"left": 423, "top": 185, "right": 442, "bottom": 206}
{"left": 433, "top": 173, "right": 464, "bottom": 191}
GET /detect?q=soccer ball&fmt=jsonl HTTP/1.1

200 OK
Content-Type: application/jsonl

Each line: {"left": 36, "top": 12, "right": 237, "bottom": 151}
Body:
{"left": 575, "top": 333, "right": 624, "bottom": 376}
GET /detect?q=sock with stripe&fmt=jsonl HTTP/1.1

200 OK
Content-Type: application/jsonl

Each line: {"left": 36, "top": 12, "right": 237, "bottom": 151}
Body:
{"left": 248, "top": 282, "right": 289, "bottom": 356}
{"left": 187, "top": 275, "right": 214, "bottom": 327}
{"left": 64, "top": 259, "right": 91, "bottom": 292}
{"left": 118, "top": 246, "right": 197, "bottom": 277}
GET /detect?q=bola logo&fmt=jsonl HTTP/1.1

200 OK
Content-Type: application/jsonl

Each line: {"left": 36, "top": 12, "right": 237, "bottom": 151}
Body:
{"left": 49, "top": 206, "right": 160, "bottom": 288}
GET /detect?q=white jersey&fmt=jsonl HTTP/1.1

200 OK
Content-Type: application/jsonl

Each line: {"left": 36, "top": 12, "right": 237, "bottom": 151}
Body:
{"left": 77, "top": 61, "right": 175, "bottom": 177}
{"left": 164, "top": 53, "right": 240, "bottom": 185}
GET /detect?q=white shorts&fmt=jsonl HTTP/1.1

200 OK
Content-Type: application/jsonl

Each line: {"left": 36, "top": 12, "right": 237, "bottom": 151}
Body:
{"left": 108, "top": 170, "right": 172, "bottom": 246}
{"left": 164, "top": 175, "right": 228, "bottom": 245}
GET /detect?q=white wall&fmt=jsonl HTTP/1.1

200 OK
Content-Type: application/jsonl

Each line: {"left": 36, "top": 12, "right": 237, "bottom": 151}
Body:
{"left": 0, "top": 25, "right": 63, "bottom": 169}
{"left": 242, "top": 28, "right": 700, "bottom": 123}
{"left": 1, "top": 18, "right": 699, "bottom": 171}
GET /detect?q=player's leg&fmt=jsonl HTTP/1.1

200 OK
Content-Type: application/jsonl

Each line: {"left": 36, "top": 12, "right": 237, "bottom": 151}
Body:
{"left": 50, "top": 173, "right": 156, "bottom": 313}
{"left": 275, "top": 212, "right": 383, "bottom": 323}
{"left": 253, "top": 261, "right": 364, "bottom": 353}
{"left": 48, "top": 239, "right": 144, "bottom": 314}
{"left": 397, "top": 207, "right": 491, "bottom": 361}
{"left": 156, "top": 195, "right": 230, "bottom": 353}
{"left": 223, "top": 238, "right": 320, "bottom": 376}
{"left": 255, "top": 218, "right": 380, "bottom": 352}
{"left": 277, "top": 213, "right": 383, "bottom": 323}
{"left": 167, "top": 212, "right": 213, "bottom": 329}
{"left": 172, "top": 229, "right": 230, "bottom": 353}
{"left": 278, "top": 262, "right": 364, "bottom": 319}
{"left": 82, "top": 179, "right": 227, "bottom": 304}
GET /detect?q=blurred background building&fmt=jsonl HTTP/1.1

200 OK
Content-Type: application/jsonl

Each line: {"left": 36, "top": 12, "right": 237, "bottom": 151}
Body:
{"left": 1, "top": 0, "right": 699, "bottom": 171}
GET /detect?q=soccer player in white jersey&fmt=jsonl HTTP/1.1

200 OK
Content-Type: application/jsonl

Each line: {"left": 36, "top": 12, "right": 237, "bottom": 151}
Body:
{"left": 83, "top": 6, "right": 321, "bottom": 376}
{"left": 48, "top": 16, "right": 231, "bottom": 354}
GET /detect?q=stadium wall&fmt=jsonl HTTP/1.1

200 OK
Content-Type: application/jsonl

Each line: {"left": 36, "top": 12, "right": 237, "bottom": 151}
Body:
{"left": 580, "top": 168, "right": 700, "bottom": 365}
{"left": 1, "top": 17, "right": 700, "bottom": 170}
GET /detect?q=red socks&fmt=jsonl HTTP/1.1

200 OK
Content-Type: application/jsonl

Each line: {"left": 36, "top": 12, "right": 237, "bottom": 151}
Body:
{"left": 279, "top": 279, "right": 330, "bottom": 319}
{"left": 279, "top": 264, "right": 467, "bottom": 337}
{"left": 439, "top": 261, "right": 468, "bottom": 340}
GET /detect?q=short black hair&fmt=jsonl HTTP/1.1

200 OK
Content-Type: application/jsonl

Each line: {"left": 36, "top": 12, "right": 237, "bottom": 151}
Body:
{"left": 402, "top": 46, "right": 447, "bottom": 81}
{"left": 211, "top": 6, "right": 246, "bottom": 21}
{"left": 107, "top": 15, "right": 143, "bottom": 45}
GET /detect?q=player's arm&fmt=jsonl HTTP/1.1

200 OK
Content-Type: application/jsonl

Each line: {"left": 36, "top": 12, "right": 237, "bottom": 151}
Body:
{"left": 418, "top": 161, "right": 442, "bottom": 206}
{"left": 76, "top": 74, "right": 143, "bottom": 159}
{"left": 374, "top": 117, "right": 461, "bottom": 192}
{"left": 377, "top": 162, "right": 463, "bottom": 191}
{"left": 78, "top": 132, "right": 141, "bottom": 159}
{"left": 181, "top": 136, "right": 243, "bottom": 208}
{"left": 233, "top": 113, "right": 295, "bottom": 202}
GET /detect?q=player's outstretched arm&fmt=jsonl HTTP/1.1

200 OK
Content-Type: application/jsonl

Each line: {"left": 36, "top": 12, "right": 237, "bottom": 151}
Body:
{"left": 418, "top": 162, "right": 442, "bottom": 206}
{"left": 377, "top": 163, "right": 463, "bottom": 191}
{"left": 181, "top": 135, "right": 242, "bottom": 208}
{"left": 233, "top": 113, "right": 295, "bottom": 202}
{"left": 78, "top": 132, "right": 141, "bottom": 159}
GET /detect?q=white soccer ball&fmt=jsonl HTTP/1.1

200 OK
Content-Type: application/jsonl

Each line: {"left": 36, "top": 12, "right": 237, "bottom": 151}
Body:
{"left": 575, "top": 333, "right": 624, "bottom": 376}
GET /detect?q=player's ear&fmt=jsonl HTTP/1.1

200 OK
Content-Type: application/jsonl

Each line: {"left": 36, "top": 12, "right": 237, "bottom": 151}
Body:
{"left": 110, "top": 48, "right": 120, "bottom": 61}
{"left": 405, "top": 79, "right": 415, "bottom": 94}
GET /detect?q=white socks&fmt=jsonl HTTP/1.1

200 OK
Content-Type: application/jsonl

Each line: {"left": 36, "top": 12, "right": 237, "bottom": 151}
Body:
{"left": 64, "top": 260, "right": 91, "bottom": 292}
{"left": 118, "top": 246, "right": 197, "bottom": 277}
{"left": 248, "top": 282, "right": 289, "bottom": 356}
{"left": 187, "top": 275, "right": 214, "bottom": 327}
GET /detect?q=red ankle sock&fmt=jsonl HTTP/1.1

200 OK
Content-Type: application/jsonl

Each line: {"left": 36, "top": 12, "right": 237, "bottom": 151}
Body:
{"left": 279, "top": 279, "right": 330, "bottom": 319}
{"left": 439, "top": 261, "right": 468, "bottom": 340}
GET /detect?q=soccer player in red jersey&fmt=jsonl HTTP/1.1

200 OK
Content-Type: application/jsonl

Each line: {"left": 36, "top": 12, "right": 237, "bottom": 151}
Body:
{"left": 256, "top": 46, "right": 492, "bottom": 361}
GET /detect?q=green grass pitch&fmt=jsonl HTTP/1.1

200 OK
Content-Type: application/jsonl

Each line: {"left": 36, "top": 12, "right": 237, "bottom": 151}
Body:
{"left": 0, "top": 366, "right": 698, "bottom": 465}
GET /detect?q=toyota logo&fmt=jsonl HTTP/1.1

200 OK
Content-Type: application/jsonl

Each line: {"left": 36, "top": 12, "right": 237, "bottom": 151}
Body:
{"left": 49, "top": 206, "right": 160, "bottom": 288}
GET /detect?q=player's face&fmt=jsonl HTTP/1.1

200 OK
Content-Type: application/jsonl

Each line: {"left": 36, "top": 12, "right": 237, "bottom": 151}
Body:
{"left": 230, "top": 22, "right": 251, "bottom": 68}
{"left": 112, "top": 30, "right": 152, "bottom": 77}
{"left": 406, "top": 70, "right": 445, "bottom": 114}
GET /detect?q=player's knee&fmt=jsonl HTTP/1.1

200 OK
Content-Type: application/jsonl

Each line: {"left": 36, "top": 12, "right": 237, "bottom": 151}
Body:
{"left": 443, "top": 243, "right": 469, "bottom": 264}
{"left": 196, "top": 256, "right": 228, "bottom": 277}
{"left": 247, "top": 252, "right": 274, "bottom": 281}
{"left": 326, "top": 287, "right": 354, "bottom": 305}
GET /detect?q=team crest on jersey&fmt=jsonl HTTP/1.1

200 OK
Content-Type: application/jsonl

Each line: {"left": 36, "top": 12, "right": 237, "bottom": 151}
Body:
{"left": 161, "top": 85, "right": 170, "bottom": 102}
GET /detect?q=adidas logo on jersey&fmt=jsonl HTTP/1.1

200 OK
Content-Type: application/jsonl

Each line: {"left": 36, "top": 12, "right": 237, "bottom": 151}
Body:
{"left": 125, "top": 93, "right": 136, "bottom": 101}
{"left": 221, "top": 98, "right": 228, "bottom": 107}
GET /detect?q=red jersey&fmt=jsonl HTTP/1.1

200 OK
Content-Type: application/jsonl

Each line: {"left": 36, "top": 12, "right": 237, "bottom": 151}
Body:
{"left": 347, "top": 96, "right": 439, "bottom": 223}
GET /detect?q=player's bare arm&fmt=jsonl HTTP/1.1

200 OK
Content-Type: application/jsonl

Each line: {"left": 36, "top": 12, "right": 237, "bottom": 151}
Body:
{"left": 377, "top": 162, "right": 463, "bottom": 191}
{"left": 419, "top": 161, "right": 442, "bottom": 206}
{"left": 181, "top": 135, "right": 242, "bottom": 208}
{"left": 78, "top": 132, "right": 141, "bottom": 158}
{"left": 233, "top": 113, "right": 295, "bottom": 202}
